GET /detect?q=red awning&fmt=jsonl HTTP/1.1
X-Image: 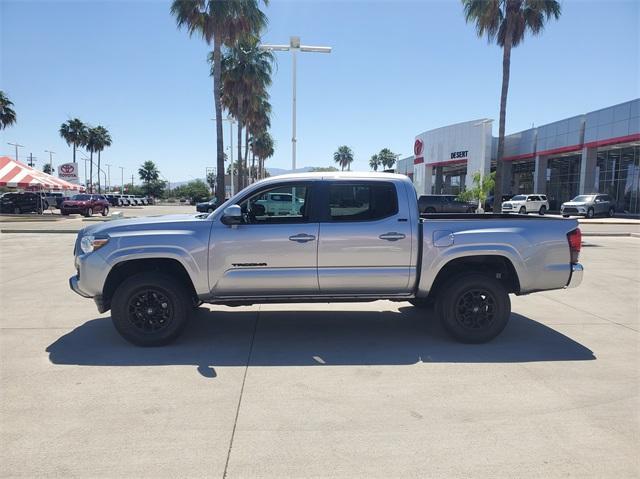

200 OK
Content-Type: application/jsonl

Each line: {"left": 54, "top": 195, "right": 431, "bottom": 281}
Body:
{"left": 0, "top": 156, "right": 84, "bottom": 191}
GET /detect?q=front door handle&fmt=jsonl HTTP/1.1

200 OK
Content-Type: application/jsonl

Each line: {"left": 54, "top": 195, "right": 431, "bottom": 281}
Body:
{"left": 379, "top": 232, "right": 406, "bottom": 241}
{"left": 289, "top": 233, "right": 316, "bottom": 243}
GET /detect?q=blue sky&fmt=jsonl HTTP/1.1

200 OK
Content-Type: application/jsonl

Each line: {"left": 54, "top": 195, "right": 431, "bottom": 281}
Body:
{"left": 1, "top": 0, "right": 638, "bottom": 183}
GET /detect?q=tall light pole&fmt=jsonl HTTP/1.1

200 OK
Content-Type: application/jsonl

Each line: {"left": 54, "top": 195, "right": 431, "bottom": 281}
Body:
{"left": 474, "top": 119, "right": 493, "bottom": 213}
{"left": 213, "top": 116, "right": 236, "bottom": 196}
{"left": 105, "top": 164, "right": 111, "bottom": 191}
{"left": 44, "top": 150, "right": 55, "bottom": 174}
{"left": 7, "top": 142, "right": 24, "bottom": 162}
{"left": 260, "top": 36, "right": 331, "bottom": 171}
{"left": 119, "top": 166, "right": 124, "bottom": 194}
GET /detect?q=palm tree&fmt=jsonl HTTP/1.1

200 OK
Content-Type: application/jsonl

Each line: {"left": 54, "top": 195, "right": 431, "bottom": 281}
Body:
{"left": 217, "top": 35, "right": 273, "bottom": 188}
{"left": 59, "top": 119, "right": 88, "bottom": 163}
{"left": 462, "top": 0, "right": 561, "bottom": 208}
{"left": 92, "top": 126, "right": 112, "bottom": 193}
{"left": 84, "top": 127, "right": 101, "bottom": 193}
{"left": 0, "top": 91, "right": 16, "bottom": 130}
{"left": 246, "top": 95, "right": 272, "bottom": 181}
{"left": 43, "top": 164, "right": 53, "bottom": 175}
{"left": 369, "top": 154, "right": 380, "bottom": 172}
{"left": 378, "top": 148, "right": 399, "bottom": 170}
{"left": 334, "top": 146, "right": 354, "bottom": 171}
{"left": 251, "top": 131, "right": 274, "bottom": 180}
{"left": 171, "top": 0, "right": 268, "bottom": 204}
{"left": 139, "top": 160, "right": 160, "bottom": 195}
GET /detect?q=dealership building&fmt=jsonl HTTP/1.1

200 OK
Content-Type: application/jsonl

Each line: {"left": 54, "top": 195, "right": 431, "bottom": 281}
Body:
{"left": 397, "top": 98, "right": 640, "bottom": 214}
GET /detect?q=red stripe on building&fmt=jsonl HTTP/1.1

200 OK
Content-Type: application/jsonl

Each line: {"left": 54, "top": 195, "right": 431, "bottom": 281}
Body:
{"left": 535, "top": 144, "right": 583, "bottom": 157}
{"left": 583, "top": 133, "right": 640, "bottom": 149}
{"left": 429, "top": 159, "right": 468, "bottom": 168}
{"left": 413, "top": 157, "right": 424, "bottom": 165}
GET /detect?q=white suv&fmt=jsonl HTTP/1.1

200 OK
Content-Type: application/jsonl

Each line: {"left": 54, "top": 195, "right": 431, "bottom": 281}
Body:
{"left": 502, "top": 194, "right": 549, "bottom": 215}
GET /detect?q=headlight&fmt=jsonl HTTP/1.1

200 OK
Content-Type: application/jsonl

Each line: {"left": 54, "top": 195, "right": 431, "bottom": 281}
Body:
{"left": 80, "top": 235, "right": 109, "bottom": 254}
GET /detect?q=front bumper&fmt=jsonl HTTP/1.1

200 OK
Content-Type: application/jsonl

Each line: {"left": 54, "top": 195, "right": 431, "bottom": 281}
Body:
{"left": 566, "top": 263, "right": 584, "bottom": 288}
{"left": 69, "top": 274, "right": 91, "bottom": 298}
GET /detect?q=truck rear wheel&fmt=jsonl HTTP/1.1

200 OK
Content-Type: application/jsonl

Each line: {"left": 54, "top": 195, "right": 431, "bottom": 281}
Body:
{"left": 436, "top": 273, "right": 510, "bottom": 343}
{"left": 111, "top": 272, "right": 192, "bottom": 346}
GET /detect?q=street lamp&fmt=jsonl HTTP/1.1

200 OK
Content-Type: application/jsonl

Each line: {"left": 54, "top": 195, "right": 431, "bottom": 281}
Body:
{"left": 44, "top": 150, "right": 55, "bottom": 174}
{"left": 474, "top": 119, "right": 493, "bottom": 213}
{"left": 119, "top": 166, "right": 124, "bottom": 195}
{"left": 212, "top": 116, "right": 236, "bottom": 196}
{"left": 259, "top": 36, "right": 331, "bottom": 171}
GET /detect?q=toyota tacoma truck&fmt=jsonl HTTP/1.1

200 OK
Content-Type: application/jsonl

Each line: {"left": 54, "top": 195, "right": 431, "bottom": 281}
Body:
{"left": 69, "top": 172, "right": 583, "bottom": 346}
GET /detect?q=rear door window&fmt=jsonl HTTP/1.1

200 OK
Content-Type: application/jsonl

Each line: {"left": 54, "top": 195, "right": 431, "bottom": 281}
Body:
{"left": 328, "top": 182, "right": 398, "bottom": 221}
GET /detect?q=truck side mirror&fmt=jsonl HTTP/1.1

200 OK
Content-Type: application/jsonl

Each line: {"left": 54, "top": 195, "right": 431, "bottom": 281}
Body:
{"left": 221, "top": 204, "right": 242, "bottom": 225}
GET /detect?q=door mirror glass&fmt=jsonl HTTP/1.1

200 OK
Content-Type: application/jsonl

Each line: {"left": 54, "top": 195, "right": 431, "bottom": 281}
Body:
{"left": 221, "top": 204, "right": 242, "bottom": 225}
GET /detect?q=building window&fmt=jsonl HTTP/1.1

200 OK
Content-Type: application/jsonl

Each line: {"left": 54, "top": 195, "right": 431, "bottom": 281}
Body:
{"left": 597, "top": 145, "right": 640, "bottom": 214}
{"left": 545, "top": 154, "right": 581, "bottom": 210}
{"left": 510, "top": 160, "right": 535, "bottom": 194}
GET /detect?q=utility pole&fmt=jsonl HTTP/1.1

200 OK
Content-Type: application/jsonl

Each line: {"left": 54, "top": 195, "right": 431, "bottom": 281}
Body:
{"left": 27, "top": 153, "right": 37, "bottom": 167}
{"left": 119, "top": 166, "right": 124, "bottom": 194}
{"left": 44, "top": 150, "right": 55, "bottom": 174}
{"left": 7, "top": 142, "right": 24, "bottom": 163}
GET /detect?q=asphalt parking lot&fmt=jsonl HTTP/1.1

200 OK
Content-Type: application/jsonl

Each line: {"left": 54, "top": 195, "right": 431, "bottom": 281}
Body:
{"left": 0, "top": 233, "right": 638, "bottom": 478}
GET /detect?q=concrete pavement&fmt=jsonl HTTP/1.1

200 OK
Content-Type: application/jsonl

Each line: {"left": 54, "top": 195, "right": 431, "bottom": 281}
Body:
{"left": 0, "top": 233, "right": 638, "bottom": 478}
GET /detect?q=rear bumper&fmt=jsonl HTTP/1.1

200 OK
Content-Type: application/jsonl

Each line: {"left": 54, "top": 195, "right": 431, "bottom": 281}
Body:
{"left": 566, "top": 263, "right": 584, "bottom": 288}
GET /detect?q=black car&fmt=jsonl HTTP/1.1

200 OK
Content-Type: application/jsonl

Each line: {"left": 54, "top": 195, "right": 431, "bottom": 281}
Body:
{"left": 104, "top": 194, "right": 121, "bottom": 207}
{"left": 196, "top": 198, "right": 219, "bottom": 213}
{"left": 418, "top": 195, "right": 477, "bottom": 214}
{"left": 0, "top": 192, "right": 49, "bottom": 214}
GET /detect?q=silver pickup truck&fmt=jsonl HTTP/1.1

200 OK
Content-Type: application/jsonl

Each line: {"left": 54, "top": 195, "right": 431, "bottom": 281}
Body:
{"left": 70, "top": 172, "right": 583, "bottom": 346}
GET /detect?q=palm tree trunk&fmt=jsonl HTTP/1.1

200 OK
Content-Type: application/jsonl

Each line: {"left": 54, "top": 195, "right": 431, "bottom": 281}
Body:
{"left": 89, "top": 151, "right": 93, "bottom": 193}
{"left": 237, "top": 119, "right": 243, "bottom": 189}
{"left": 213, "top": 36, "right": 225, "bottom": 204}
{"left": 244, "top": 128, "right": 250, "bottom": 182}
{"left": 251, "top": 149, "right": 256, "bottom": 181}
{"left": 97, "top": 150, "right": 101, "bottom": 194}
{"left": 73, "top": 143, "right": 76, "bottom": 164}
{"left": 493, "top": 22, "right": 514, "bottom": 213}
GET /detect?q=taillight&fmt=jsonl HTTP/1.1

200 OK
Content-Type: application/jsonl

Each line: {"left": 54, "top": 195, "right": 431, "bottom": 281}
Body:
{"left": 567, "top": 228, "right": 581, "bottom": 264}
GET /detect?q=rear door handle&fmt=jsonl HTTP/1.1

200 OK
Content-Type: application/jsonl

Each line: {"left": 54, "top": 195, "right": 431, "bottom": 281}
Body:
{"left": 379, "top": 232, "right": 406, "bottom": 241}
{"left": 289, "top": 233, "right": 316, "bottom": 243}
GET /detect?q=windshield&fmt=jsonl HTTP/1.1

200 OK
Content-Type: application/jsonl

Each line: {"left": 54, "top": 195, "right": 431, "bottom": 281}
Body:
{"left": 72, "top": 194, "right": 90, "bottom": 200}
{"left": 571, "top": 195, "right": 594, "bottom": 202}
{"left": 511, "top": 195, "right": 526, "bottom": 201}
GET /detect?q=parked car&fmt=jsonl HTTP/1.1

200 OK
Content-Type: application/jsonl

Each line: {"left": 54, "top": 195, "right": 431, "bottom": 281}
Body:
{"left": 61, "top": 194, "right": 110, "bottom": 217}
{"left": 485, "top": 194, "right": 513, "bottom": 212}
{"left": 418, "top": 194, "right": 477, "bottom": 214}
{"left": 104, "top": 194, "right": 121, "bottom": 207}
{"left": 70, "top": 172, "right": 583, "bottom": 347}
{"left": 561, "top": 194, "right": 615, "bottom": 218}
{"left": 501, "top": 194, "right": 549, "bottom": 215}
{"left": 135, "top": 196, "right": 147, "bottom": 205}
{"left": 254, "top": 192, "right": 305, "bottom": 216}
{"left": 0, "top": 192, "right": 48, "bottom": 214}
{"left": 196, "top": 197, "right": 219, "bottom": 213}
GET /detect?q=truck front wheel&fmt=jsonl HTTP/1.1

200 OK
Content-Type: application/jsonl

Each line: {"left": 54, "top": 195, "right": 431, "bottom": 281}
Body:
{"left": 111, "top": 272, "right": 192, "bottom": 346}
{"left": 436, "top": 273, "right": 510, "bottom": 343}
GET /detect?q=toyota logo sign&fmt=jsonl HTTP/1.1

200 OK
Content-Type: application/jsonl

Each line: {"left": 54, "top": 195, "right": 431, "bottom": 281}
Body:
{"left": 57, "top": 162, "right": 79, "bottom": 183}
{"left": 414, "top": 139, "right": 424, "bottom": 156}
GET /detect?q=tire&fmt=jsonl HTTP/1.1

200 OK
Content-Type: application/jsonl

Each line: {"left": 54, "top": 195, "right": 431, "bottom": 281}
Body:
{"left": 111, "top": 272, "right": 192, "bottom": 346}
{"left": 586, "top": 207, "right": 594, "bottom": 219}
{"left": 207, "top": 207, "right": 214, "bottom": 213}
{"left": 85, "top": 208, "right": 93, "bottom": 217}
{"left": 13, "top": 207, "right": 20, "bottom": 214}
{"left": 562, "top": 214, "right": 569, "bottom": 218}
{"left": 538, "top": 205, "right": 546, "bottom": 215}
{"left": 519, "top": 206, "right": 526, "bottom": 215}
{"left": 435, "top": 273, "right": 511, "bottom": 343}
{"left": 102, "top": 207, "right": 109, "bottom": 217}
{"left": 409, "top": 298, "right": 434, "bottom": 309}
{"left": 608, "top": 207, "right": 615, "bottom": 218}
